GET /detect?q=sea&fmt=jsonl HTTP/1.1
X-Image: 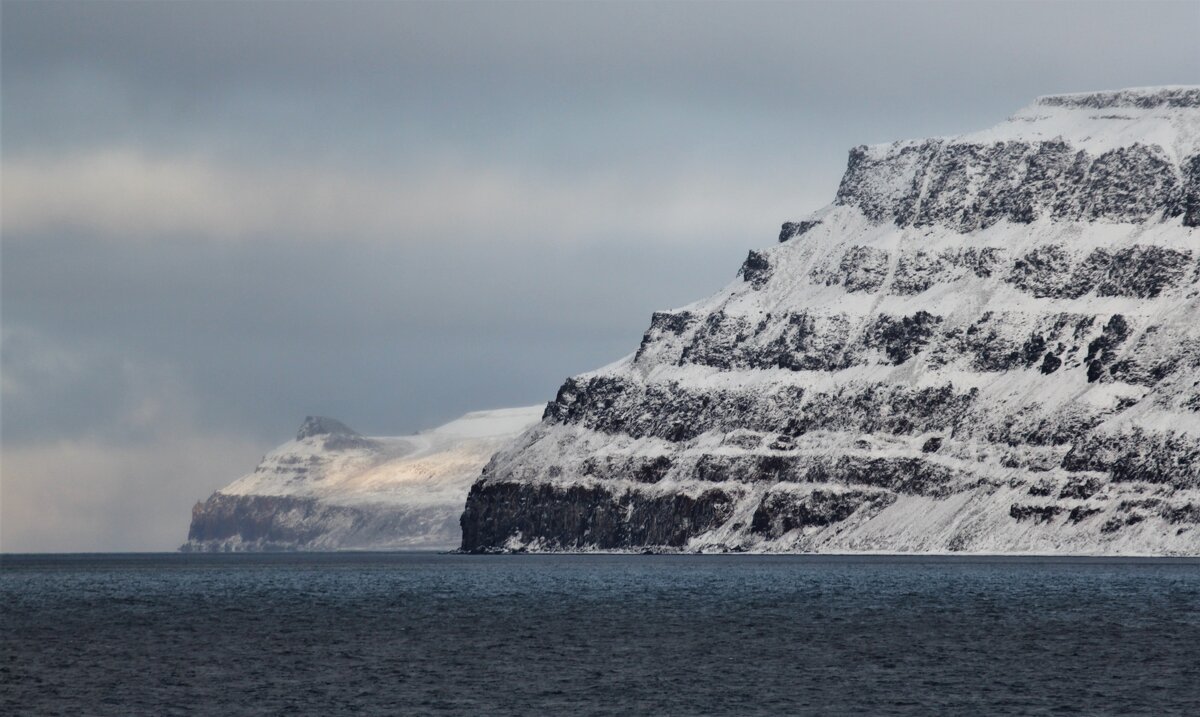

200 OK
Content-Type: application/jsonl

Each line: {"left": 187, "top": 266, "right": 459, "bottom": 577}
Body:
{"left": 2, "top": 553, "right": 1199, "bottom": 715}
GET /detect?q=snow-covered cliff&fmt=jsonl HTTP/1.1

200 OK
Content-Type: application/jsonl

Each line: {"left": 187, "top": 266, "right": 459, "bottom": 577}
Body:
{"left": 461, "top": 87, "right": 1200, "bottom": 555}
{"left": 183, "top": 407, "right": 542, "bottom": 551}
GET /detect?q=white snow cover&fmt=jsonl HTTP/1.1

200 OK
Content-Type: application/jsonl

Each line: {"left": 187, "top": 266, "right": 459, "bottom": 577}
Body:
{"left": 223, "top": 406, "right": 543, "bottom": 508}
{"left": 867, "top": 86, "right": 1200, "bottom": 163}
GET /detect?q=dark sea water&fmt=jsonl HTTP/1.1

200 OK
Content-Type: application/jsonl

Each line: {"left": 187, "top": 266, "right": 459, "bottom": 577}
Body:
{"left": 2, "top": 553, "right": 1199, "bottom": 716}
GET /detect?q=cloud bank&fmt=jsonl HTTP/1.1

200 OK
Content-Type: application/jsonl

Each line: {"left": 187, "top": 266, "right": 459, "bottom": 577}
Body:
{"left": 3, "top": 148, "right": 810, "bottom": 245}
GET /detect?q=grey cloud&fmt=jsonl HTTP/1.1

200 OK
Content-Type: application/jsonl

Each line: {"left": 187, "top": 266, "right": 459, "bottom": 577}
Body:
{"left": 2, "top": 228, "right": 750, "bottom": 443}
{"left": 6, "top": 2, "right": 1194, "bottom": 99}
{"left": 5, "top": 1, "right": 1196, "bottom": 161}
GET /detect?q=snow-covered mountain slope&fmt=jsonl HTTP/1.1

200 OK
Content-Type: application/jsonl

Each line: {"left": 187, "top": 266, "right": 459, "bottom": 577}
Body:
{"left": 183, "top": 407, "right": 542, "bottom": 551}
{"left": 461, "top": 87, "right": 1200, "bottom": 555}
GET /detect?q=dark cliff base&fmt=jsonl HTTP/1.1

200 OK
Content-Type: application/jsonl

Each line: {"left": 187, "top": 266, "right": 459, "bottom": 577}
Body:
{"left": 459, "top": 474, "right": 1200, "bottom": 554}
{"left": 184, "top": 493, "right": 458, "bottom": 552}
{"left": 460, "top": 482, "right": 737, "bottom": 552}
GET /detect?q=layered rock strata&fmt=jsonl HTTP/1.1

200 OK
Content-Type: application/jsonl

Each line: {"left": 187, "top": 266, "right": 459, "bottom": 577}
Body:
{"left": 461, "top": 86, "right": 1200, "bottom": 555}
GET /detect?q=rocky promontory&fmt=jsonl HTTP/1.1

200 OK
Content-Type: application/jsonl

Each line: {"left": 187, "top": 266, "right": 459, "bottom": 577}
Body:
{"left": 460, "top": 87, "right": 1200, "bottom": 555}
{"left": 184, "top": 407, "right": 542, "bottom": 551}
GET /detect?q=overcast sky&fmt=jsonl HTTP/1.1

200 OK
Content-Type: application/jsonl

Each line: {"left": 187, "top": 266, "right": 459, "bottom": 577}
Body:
{"left": 2, "top": 0, "right": 1197, "bottom": 551}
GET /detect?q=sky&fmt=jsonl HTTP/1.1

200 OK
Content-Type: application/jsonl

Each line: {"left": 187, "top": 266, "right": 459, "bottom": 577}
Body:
{"left": 2, "top": 0, "right": 1197, "bottom": 552}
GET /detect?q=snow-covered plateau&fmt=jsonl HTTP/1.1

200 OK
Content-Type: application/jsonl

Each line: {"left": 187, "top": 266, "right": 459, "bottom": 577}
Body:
{"left": 183, "top": 407, "right": 542, "bottom": 551}
{"left": 460, "top": 86, "right": 1200, "bottom": 555}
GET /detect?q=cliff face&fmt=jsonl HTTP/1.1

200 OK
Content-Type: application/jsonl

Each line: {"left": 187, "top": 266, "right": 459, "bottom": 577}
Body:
{"left": 461, "top": 87, "right": 1200, "bottom": 555}
{"left": 183, "top": 407, "right": 542, "bottom": 551}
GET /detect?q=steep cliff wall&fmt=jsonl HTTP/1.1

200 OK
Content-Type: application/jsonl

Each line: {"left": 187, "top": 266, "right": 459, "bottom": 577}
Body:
{"left": 461, "top": 87, "right": 1200, "bottom": 555}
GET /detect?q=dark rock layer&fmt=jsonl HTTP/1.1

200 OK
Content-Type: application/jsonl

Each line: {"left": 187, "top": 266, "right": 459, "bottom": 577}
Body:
{"left": 836, "top": 141, "right": 1197, "bottom": 230}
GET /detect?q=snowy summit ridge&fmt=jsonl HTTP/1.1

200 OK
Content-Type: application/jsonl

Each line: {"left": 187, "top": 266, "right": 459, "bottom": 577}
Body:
{"left": 460, "top": 87, "right": 1200, "bottom": 555}
{"left": 295, "top": 415, "right": 359, "bottom": 440}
